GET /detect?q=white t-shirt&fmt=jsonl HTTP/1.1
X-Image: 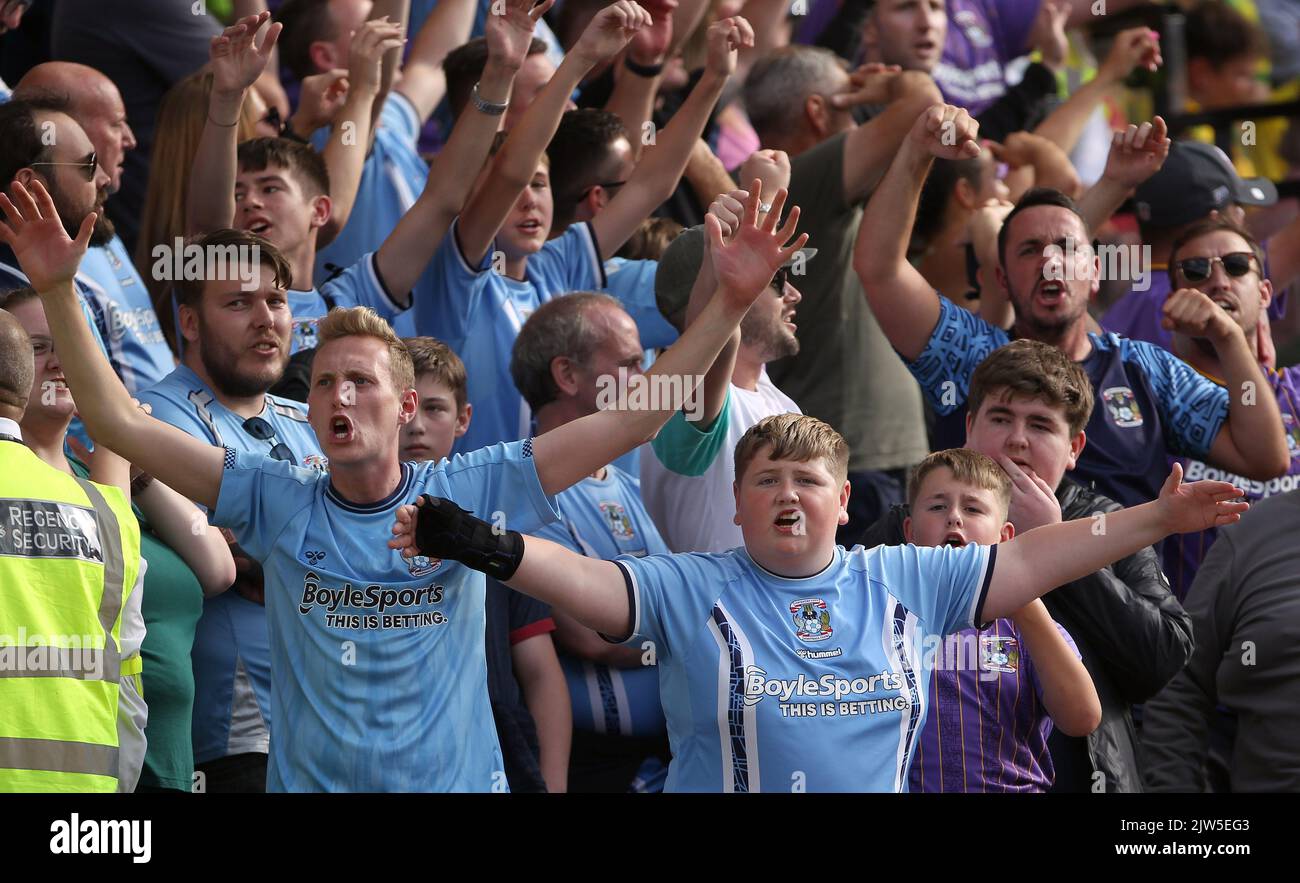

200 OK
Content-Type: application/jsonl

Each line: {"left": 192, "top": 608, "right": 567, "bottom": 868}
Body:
{"left": 640, "top": 367, "right": 799, "bottom": 553}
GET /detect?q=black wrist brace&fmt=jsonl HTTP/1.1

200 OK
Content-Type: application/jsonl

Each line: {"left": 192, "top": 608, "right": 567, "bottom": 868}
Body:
{"left": 413, "top": 495, "right": 526, "bottom": 581}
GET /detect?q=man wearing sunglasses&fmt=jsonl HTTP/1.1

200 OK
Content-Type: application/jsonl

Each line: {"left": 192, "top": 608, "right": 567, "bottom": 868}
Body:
{"left": 12, "top": 65, "right": 174, "bottom": 396}
{"left": 1159, "top": 217, "right": 1300, "bottom": 600}
{"left": 0, "top": 97, "right": 113, "bottom": 387}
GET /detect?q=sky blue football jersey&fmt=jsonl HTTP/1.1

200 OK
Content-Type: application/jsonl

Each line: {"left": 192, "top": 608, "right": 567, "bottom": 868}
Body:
{"left": 312, "top": 91, "right": 429, "bottom": 336}
{"left": 138, "top": 364, "right": 327, "bottom": 765}
{"left": 210, "top": 439, "right": 559, "bottom": 791}
{"left": 614, "top": 542, "right": 996, "bottom": 792}
{"left": 288, "top": 253, "right": 407, "bottom": 354}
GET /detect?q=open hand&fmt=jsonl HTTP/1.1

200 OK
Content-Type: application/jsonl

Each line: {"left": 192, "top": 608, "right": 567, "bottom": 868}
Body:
{"left": 1156, "top": 462, "right": 1248, "bottom": 533}
{"left": 210, "top": 12, "right": 282, "bottom": 97}
{"left": 487, "top": 0, "right": 557, "bottom": 71}
{"left": 348, "top": 17, "right": 406, "bottom": 96}
{"left": 706, "top": 180, "right": 808, "bottom": 313}
{"left": 0, "top": 181, "right": 95, "bottom": 293}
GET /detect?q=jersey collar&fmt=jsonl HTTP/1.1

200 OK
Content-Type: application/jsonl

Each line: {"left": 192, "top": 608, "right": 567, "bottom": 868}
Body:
{"left": 326, "top": 461, "right": 415, "bottom": 513}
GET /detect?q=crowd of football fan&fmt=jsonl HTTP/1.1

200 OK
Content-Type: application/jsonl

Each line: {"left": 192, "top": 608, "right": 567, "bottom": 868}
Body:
{"left": 1, "top": 0, "right": 1298, "bottom": 793}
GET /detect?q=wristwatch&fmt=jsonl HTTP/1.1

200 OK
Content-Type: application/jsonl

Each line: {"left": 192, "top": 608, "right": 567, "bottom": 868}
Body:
{"left": 472, "top": 82, "right": 509, "bottom": 116}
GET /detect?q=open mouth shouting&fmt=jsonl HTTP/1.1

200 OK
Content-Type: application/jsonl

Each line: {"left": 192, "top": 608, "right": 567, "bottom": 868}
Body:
{"left": 517, "top": 217, "right": 544, "bottom": 236}
{"left": 774, "top": 509, "right": 804, "bottom": 534}
{"left": 329, "top": 414, "right": 355, "bottom": 443}
{"left": 245, "top": 217, "right": 273, "bottom": 237}
{"left": 942, "top": 531, "right": 967, "bottom": 548}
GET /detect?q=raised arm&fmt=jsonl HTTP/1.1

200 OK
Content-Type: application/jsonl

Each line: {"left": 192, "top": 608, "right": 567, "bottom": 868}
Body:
{"left": 532, "top": 184, "right": 807, "bottom": 495}
{"left": 602, "top": 0, "right": 672, "bottom": 160}
{"left": 0, "top": 183, "right": 225, "bottom": 510}
{"left": 366, "top": 0, "right": 411, "bottom": 132}
{"left": 987, "top": 132, "right": 1082, "bottom": 201}
{"left": 374, "top": 0, "right": 550, "bottom": 301}
{"left": 394, "top": 0, "right": 478, "bottom": 126}
{"left": 187, "top": 13, "right": 282, "bottom": 237}
{"left": 1164, "top": 290, "right": 1291, "bottom": 479}
{"left": 982, "top": 464, "right": 1246, "bottom": 620}
{"left": 590, "top": 15, "right": 752, "bottom": 260}
{"left": 319, "top": 19, "right": 407, "bottom": 241}
{"left": 1077, "top": 116, "right": 1169, "bottom": 234}
{"left": 855, "top": 103, "right": 978, "bottom": 361}
{"left": 835, "top": 69, "right": 943, "bottom": 204}
{"left": 456, "top": 1, "right": 652, "bottom": 267}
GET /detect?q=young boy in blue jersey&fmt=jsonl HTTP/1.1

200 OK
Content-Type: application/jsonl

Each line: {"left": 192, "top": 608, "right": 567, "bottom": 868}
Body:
{"left": 397, "top": 336, "right": 471, "bottom": 465}
{"left": 902, "top": 448, "right": 1099, "bottom": 792}
{"left": 186, "top": 2, "right": 553, "bottom": 351}
{"left": 3, "top": 171, "right": 809, "bottom": 790}
{"left": 416, "top": 9, "right": 754, "bottom": 454}
{"left": 394, "top": 407, "right": 1247, "bottom": 792}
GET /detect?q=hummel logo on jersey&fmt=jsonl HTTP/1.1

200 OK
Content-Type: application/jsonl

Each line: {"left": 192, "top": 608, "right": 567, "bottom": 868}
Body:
{"left": 305, "top": 550, "right": 326, "bottom": 564}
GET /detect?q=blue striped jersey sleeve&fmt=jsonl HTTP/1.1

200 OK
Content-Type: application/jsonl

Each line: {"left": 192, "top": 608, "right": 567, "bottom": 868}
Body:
{"left": 906, "top": 296, "right": 1011, "bottom": 415}
{"left": 1112, "top": 336, "right": 1229, "bottom": 459}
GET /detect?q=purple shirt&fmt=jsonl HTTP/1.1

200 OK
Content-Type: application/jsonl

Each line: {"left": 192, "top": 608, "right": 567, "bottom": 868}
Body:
{"left": 932, "top": 0, "right": 1042, "bottom": 116}
{"left": 910, "top": 616, "right": 1079, "bottom": 793}
{"left": 1164, "top": 365, "right": 1300, "bottom": 599}
{"left": 1102, "top": 250, "right": 1285, "bottom": 352}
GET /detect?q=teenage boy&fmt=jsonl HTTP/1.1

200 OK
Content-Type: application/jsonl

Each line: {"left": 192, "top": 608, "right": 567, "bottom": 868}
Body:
{"left": 902, "top": 447, "right": 1099, "bottom": 792}
{"left": 1, "top": 172, "right": 807, "bottom": 791}
{"left": 399, "top": 334, "right": 569, "bottom": 793}
{"left": 393, "top": 404, "right": 1245, "bottom": 792}
{"left": 188, "top": 3, "right": 550, "bottom": 352}
{"left": 861, "top": 339, "right": 1192, "bottom": 792}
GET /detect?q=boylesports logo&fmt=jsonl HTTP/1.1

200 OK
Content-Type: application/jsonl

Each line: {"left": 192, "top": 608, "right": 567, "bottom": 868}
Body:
{"left": 791, "top": 598, "right": 832, "bottom": 643}
{"left": 298, "top": 571, "right": 444, "bottom": 615}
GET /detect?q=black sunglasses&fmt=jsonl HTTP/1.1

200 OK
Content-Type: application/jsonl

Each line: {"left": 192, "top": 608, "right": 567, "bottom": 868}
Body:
{"left": 1176, "top": 252, "right": 1256, "bottom": 284}
{"left": 243, "top": 416, "right": 298, "bottom": 465}
{"left": 30, "top": 151, "right": 98, "bottom": 183}
{"left": 769, "top": 266, "right": 789, "bottom": 294}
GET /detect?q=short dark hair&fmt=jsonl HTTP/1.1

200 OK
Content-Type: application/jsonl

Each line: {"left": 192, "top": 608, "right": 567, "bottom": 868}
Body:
{"left": 237, "top": 137, "right": 331, "bottom": 199}
{"left": 510, "top": 292, "right": 623, "bottom": 411}
{"left": 997, "top": 188, "right": 1090, "bottom": 267}
{"left": 174, "top": 229, "right": 293, "bottom": 309}
{"left": 0, "top": 286, "right": 40, "bottom": 311}
{"left": 914, "top": 157, "right": 983, "bottom": 249}
{"left": 1186, "top": 0, "right": 1266, "bottom": 68}
{"left": 548, "top": 109, "right": 631, "bottom": 231}
{"left": 0, "top": 95, "right": 72, "bottom": 190}
{"left": 443, "top": 36, "right": 549, "bottom": 119}
{"left": 1167, "top": 216, "right": 1265, "bottom": 289}
{"left": 274, "top": 0, "right": 337, "bottom": 81}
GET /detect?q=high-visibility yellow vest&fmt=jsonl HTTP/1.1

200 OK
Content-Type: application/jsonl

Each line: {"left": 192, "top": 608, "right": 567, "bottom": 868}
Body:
{"left": 0, "top": 440, "right": 141, "bottom": 792}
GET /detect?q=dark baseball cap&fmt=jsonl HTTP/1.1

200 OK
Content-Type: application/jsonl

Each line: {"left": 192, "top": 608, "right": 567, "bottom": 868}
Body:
{"left": 654, "top": 225, "right": 816, "bottom": 329}
{"left": 1133, "top": 141, "right": 1276, "bottom": 229}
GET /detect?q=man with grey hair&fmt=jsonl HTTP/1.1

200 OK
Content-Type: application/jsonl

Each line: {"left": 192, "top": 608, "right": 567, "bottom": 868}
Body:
{"left": 740, "top": 46, "right": 937, "bottom": 542}
{"left": 510, "top": 292, "right": 673, "bottom": 791}
{"left": 13, "top": 63, "right": 173, "bottom": 393}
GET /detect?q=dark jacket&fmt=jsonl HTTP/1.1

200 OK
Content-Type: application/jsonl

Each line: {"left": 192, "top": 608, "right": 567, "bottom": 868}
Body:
{"left": 859, "top": 477, "right": 1194, "bottom": 792}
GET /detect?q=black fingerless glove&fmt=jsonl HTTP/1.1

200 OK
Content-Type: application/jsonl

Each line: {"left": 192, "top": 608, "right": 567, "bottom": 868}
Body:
{"left": 413, "top": 495, "right": 526, "bottom": 581}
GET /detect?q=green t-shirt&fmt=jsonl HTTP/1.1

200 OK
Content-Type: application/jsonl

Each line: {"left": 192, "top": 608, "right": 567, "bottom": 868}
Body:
{"left": 71, "top": 461, "right": 205, "bottom": 791}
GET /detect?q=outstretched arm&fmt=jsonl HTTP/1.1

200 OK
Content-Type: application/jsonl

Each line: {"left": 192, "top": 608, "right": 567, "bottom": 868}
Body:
{"left": 187, "top": 13, "right": 282, "bottom": 237}
{"left": 0, "top": 183, "right": 225, "bottom": 510}
{"left": 393, "top": 0, "right": 477, "bottom": 126}
{"left": 591, "top": 16, "right": 752, "bottom": 259}
{"left": 855, "top": 103, "right": 979, "bottom": 361}
{"left": 390, "top": 501, "right": 632, "bottom": 636}
{"left": 983, "top": 464, "right": 1246, "bottom": 619}
{"left": 457, "top": 1, "right": 652, "bottom": 267}
{"left": 375, "top": 0, "right": 550, "bottom": 300}
{"left": 531, "top": 185, "right": 807, "bottom": 495}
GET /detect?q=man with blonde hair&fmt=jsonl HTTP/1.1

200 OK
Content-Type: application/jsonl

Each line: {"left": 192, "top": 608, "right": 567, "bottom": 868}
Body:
{"left": 2, "top": 174, "right": 808, "bottom": 791}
